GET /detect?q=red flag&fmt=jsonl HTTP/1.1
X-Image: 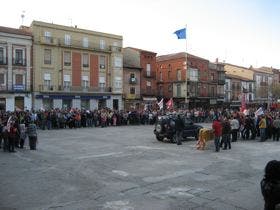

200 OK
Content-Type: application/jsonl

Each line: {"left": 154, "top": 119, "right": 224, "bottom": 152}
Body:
{"left": 166, "top": 98, "right": 174, "bottom": 110}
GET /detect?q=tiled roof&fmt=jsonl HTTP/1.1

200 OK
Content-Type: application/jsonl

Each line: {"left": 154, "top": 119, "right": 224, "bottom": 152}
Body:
{"left": 0, "top": 26, "right": 32, "bottom": 36}
{"left": 253, "top": 66, "right": 274, "bottom": 74}
{"left": 226, "top": 73, "right": 254, "bottom": 81}
{"left": 156, "top": 52, "right": 208, "bottom": 62}
{"left": 124, "top": 47, "right": 157, "bottom": 55}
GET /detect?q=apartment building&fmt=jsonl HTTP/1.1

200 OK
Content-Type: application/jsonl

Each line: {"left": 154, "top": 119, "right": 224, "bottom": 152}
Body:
{"left": 31, "top": 21, "right": 123, "bottom": 110}
{"left": 156, "top": 52, "right": 187, "bottom": 108}
{"left": 252, "top": 66, "right": 273, "bottom": 103}
{"left": 0, "top": 26, "right": 32, "bottom": 111}
{"left": 123, "top": 47, "right": 142, "bottom": 110}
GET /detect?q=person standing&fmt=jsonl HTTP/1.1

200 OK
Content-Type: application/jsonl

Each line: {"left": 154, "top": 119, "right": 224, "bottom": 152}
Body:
{"left": 212, "top": 116, "right": 222, "bottom": 152}
{"left": 175, "top": 114, "right": 184, "bottom": 145}
{"left": 222, "top": 117, "right": 231, "bottom": 150}
{"left": 27, "top": 122, "right": 37, "bottom": 150}
{"left": 259, "top": 115, "right": 267, "bottom": 142}
{"left": 272, "top": 115, "right": 280, "bottom": 141}
{"left": 230, "top": 116, "right": 240, "bottom": 142}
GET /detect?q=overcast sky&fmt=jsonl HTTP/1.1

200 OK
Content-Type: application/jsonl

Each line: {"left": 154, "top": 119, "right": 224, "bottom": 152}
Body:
{"left": 1, "top": 0, "right": 279, "bottom": 69}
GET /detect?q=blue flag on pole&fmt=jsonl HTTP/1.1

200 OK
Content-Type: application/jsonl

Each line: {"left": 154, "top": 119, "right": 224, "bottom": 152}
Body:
{"left": 174, "top": 28, "right": 186, "bottom": 39}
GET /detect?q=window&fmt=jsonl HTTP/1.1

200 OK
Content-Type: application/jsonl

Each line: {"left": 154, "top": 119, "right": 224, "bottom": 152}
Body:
{"left": 168, "top": 71, "right": 171, "bottom": 79}
{"left": 113, "top": 42, "right": 119, "bottom": 47}
{"left": 83, "top": 37, "right": 88, "bottom": 48}
{"left": 99, "top": 77, "right": 105, "bottom": 88}
{"left": 82, "top": 53, "right": 89, "bottom": 67}
{"left": 99, "top": 55, "right": 106, "bottom": 69}
{"left": 44, "top": 49, "right": 51, "bottom": 65}
{"left": 15, "top": 74, "right": 23, "bottom": 84}
{"left": 15, "top": 49, "right": 24, "bottom": 65}
{"left": 177, "top": 69, "right": 181, "bottom": 81}
{"left": 44, "top": 31, "right": 52, "bottom": 43}
{"left": 268, "top": 77, "right": 273, "bottom": 86}
{"left": 64, "top": 34, "right": 71, "bottom": 46}
{"left": 0, "top": 47, "right": 6, "bottom": 64}
{"left": 147, "top": 81, "right": 151, "bottom": 87}
{"left": 114, "top": 77, "right": 122, "bottom": 89}
{"left": 160, "top": 72, "right": 162, "bottom": 81}
{"left": 114, "top": 56, "right": 122, "bottom": 68}
{"left": 63, "top": 74, "right": 71, "bottom": 90}
{"left": 0, "top": 73, "right": 5, "bottom": 85}
{"left": 211, "top": 73, "right": 214, "bottom": 81}
{"left": 100, "top": 40, "right": 105, "bottom": 49}
{"left": 146, "top": 64, "right": 151, "bottom": 76}
{"left": 44, "top": 73, "right": 51, "bottom": 89}
{"left": 82, "top": 76, "right": 89, "bottom": 89}
{"left": 249, "top": 83, "right": 253, "bottom": 92}
{"left": 130, "top": 87, "right": 135, "bottom": 94}
{"left": 188, "top": 68, "right": 198, "bottom": 81}
{"left": 168, "top": 84, "right": 172, "bottom": 92}
{"left": 64, "top": 51, "right": 71, "bottom": 66}
{"left": 177, "top": 84, "right": 181, "bottom": 97}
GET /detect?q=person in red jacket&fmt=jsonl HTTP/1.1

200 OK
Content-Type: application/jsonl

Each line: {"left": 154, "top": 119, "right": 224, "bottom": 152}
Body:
{"left": 212, "top": 116, "right": 222, "bottom": 152}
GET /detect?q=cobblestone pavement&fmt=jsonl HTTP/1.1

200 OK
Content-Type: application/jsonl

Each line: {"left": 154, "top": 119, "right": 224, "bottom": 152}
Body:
{"left": 0, "top": 124, "right": 278, "bottom": 210}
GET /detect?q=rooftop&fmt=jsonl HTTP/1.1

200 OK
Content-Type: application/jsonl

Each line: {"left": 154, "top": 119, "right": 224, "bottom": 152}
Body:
{"left": 0, "top": 26, "right": 32, "bottom": 36}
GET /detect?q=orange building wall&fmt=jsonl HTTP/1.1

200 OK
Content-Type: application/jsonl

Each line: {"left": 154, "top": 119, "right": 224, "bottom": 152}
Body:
{"left": 90, "top": 54, "right": 99, "bottom": 87}
{"left": 72, "top": 52, "right": 81, "bottom": 86}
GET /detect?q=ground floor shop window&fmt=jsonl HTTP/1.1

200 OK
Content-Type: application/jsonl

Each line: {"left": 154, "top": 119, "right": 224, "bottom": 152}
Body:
{"left": 81, "top": 100, "right": 90, "bottom": 110}
{"left": 62, "top": 99, "right": 72, "bottom": 109}
{"left": 0, "top": 98, "right": 5, "bottom": 110}
{"left": 43, "top": 98, "right": 53, "bottom": 110}
{"left": 15, "top": 96, "right": 24, "bottom": 111}
{"left": 98, "top": 99, "right": 106, "bottom": 110}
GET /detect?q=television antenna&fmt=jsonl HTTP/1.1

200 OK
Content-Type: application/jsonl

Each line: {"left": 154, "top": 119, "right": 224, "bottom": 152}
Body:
{"left": 21, "top": 11, "right": 25, "bottom": 25}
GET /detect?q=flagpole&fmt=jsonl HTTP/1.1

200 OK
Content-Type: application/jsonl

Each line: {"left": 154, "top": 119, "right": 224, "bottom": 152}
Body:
{"left": 185, "top": 24, "right": 188, "bottom": 109}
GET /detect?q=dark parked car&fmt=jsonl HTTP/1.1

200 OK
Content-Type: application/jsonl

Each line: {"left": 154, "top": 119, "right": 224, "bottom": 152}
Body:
{"left": 153, "top": 114, "right": 202, "bottom": 143}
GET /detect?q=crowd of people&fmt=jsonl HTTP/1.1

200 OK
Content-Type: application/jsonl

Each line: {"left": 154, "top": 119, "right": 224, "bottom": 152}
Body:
{"left": 1, "top": 106, "right": 280, "bottom": 153}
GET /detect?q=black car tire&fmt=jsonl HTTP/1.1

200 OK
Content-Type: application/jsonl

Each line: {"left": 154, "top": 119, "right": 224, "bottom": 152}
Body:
{"left": 156, "top": 135, "right": 164, "bottom": 141}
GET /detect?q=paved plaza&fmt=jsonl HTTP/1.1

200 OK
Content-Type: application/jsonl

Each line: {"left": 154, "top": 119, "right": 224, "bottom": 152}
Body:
{"left": 0, "top": 124, "right": 279, "bottom": 210}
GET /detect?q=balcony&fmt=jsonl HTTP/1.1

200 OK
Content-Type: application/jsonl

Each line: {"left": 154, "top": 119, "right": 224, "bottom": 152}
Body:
{"left": 40, "top": 36, "right": 58, "bottom": 45}
{"left": 143, "top": 71, "right": 156, "bottom": 78}
{"left": 110, "top": 46, "right": 122, "bottom": 53}
{"left": 13, "top": 58, "right": 26, "bottom": 66}
{"left": 218, "top": 79, "right": 225, "bottom": 85}
{"left": 129, "top": 77, "right": 137, "bottom": 84}
{"left": 39, "top": 85, "right": 55, "bottom": 92}
{"left": 58, "top": 38, "right": 111, "bottom": 52}
{"left": 125, "top": 93, "right": 141, "bottom": 100}
{"left": 59, "top": 85, "right": 112, "bottom": 93}
{"left": 141, "top": 89, "right": 156, "bottom": 96}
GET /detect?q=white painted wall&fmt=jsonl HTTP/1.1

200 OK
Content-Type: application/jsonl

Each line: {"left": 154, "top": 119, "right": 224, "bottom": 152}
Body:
{"left": 6, "top": 97, "right": 14, "bottom": 111}
{"left": 53, "top": 99, "right": 62, "bottom": 109}
{"left": 72, "top": 99, "right": 81, "bottom": 109}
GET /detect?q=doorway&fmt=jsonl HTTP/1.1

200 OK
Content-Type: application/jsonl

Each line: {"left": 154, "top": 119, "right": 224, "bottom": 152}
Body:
{"left": 15, "top": 96, "right": 24, "bottom": 111}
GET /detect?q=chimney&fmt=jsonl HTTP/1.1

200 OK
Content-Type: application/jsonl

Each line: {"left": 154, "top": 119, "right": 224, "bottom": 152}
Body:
{"left": 249, "top": 65, "right": 253, "bottom": 69}
{"left": 75, "top": 25, "right": 77, "bottom": 28}
{"left": 215, "top": 58, "right": 219, "bottom": 63}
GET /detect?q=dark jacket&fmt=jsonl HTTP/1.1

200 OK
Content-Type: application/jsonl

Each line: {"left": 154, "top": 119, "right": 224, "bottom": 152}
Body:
{"left": 222, "top": 120, "right": 231, "bottom": 135}
{"left": 261, "top": 179, "right": 280, "bottom": 210}
{"left": 175, "top": 115, "right": 184, "bottom": 131}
